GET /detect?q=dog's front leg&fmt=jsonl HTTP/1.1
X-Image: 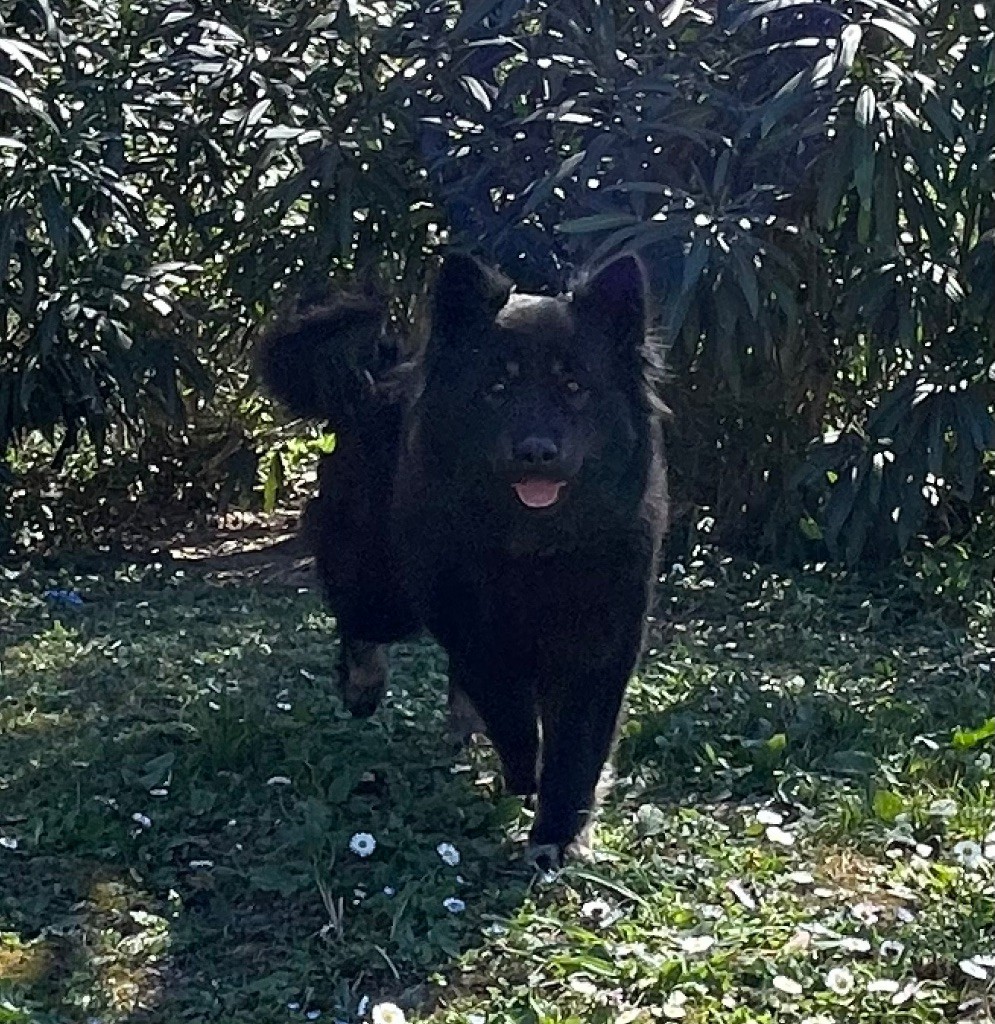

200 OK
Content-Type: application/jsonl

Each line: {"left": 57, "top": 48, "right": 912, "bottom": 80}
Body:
{"left": 337, "top": 634, "right": 390, "bottom": 717}
{"left": 529, "top": 672, "right": 628, "bottom": 867}
{"left": 528, "top": 595, "right": 646, "bottom": 869}
{"left": 446, "top": 680, "right": 487, "bottom": 746}
{"left": 448, "top": 653, "right": 540, "bottom": 797}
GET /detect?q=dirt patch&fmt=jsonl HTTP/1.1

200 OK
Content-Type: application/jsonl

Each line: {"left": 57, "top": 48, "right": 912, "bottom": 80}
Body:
{"left": 164, "top": 510, "right": 315, "bottom": 587}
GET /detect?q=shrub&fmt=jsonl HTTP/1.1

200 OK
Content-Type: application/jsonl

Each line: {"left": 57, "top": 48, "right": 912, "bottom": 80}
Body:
{"left": 1, "top": 0, "right": 992, "bottom": 563}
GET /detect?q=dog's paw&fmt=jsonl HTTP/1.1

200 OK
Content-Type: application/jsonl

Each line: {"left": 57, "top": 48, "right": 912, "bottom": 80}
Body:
{"left": 339, "top": 640, "right": 388, "bottom": 717}
{"left": 525, "top": 835, "right": 595, "bottom": 874}
{"left": 525, "top": 841, "right": 564, "bottom": 875}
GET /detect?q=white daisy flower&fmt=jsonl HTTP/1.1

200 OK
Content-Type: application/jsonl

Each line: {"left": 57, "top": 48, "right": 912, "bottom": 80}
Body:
{"left": 726, "top": 879, "right": 757, "bottom": 910}
{"left": 959, "top": 958, "right": 990, "bottom": 980}
{"left": 953, "top": 840, "right": 984, "bottom": 870}
{"left": 773, "top": 975, "right": 803, "bottom": 996}
{"left": 662, "top": 991, "right": 687, "bottom": 1019}
{"left": 850, "top": 902, "right": 881, "bottom": 925}
{"left": 371, "top": 1002, "right": 406, "bottom": 1024}
{"left": 131, "top": 812, "right": 152, "bottom": 829}
{"left": 680, "top": 935, "right": 715, "bottom": 955}
{"left": 824, "top": 967, "right": 855, "bottom": 996}
{"left": 699, "top": 903, "right": 725, "bottom": 920}
{"left": 928, "top": 797, "right": 957, "bottom": 818}
{"left": 580, "top": 897, "right": 623, "bottom": 928}
{"left": 443, "top": 896, "right": 466, "bottom": 914}
{"left": 349, "top": 832, "right": 377, "bottom": 858}
{"left": 436, "top": 842, "right": 461, "bottom": 867}
{"left": 0, "top": 837, "right": 18, "bottom": 850}
{"left": 383, "top": 886, "right": 396, "bottom": 897}
{"left": 581, "top": 897, "right": 610, "bottom": 915}
{"left": 766, "top": 825, "right": 795, "bottom": 847}
{"left": 840, "top": 937, "right": 872, "bottom": 954}
{"left": 879, "top": 940, "right": 905, "bottom": 959}
{"left": 891, "top": 981, "right": 921, "bottom": 1005}
{"left": 287, "top": 1001, "right": 301, "bottom": 1010}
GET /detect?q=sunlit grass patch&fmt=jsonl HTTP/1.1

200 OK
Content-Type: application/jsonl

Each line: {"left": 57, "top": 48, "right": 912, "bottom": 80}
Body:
{"left": 1, "top": 552, "right": 993, "bottom": 1023}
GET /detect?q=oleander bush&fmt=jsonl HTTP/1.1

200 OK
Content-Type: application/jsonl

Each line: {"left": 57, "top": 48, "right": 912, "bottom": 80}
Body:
{"left": 1, "top": 0, "right": 993, "bottom": 562}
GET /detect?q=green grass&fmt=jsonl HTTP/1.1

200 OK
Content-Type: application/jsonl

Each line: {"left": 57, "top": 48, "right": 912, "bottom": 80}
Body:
{"left": 1, "top": 549, "right": 993, "bottom": 1023}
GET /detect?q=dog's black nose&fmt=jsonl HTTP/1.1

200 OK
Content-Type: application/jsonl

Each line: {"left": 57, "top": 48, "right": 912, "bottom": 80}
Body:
{"left": 514, "top": 436, "right": 559, "bottom": 466}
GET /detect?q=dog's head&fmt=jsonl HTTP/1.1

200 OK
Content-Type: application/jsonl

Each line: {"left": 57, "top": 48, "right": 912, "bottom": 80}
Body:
{"left": 416, "top": 252, "right": 654, "bottom": 516}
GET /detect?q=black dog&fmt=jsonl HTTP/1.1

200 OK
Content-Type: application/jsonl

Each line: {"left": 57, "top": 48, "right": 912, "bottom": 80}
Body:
{"left": 259, "top": 253, "right": 668, "bottom": 864}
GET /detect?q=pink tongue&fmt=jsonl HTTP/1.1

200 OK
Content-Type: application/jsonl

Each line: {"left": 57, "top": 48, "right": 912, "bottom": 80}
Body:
{"left": 513, "top": 479, "right": 565, "bottom": 509}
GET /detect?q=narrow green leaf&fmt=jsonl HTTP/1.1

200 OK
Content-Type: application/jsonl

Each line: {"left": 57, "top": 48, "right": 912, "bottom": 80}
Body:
{"left": 681, "top": 232, "right": 710, "bottom": 295}
{"left": 952, "top": 718, "right": 995, "bottom": 751}
{"left": 836, "top": 24, "right": 862, "bottom": 73}
{"left": 459, "top": 75, "right": 492, "bottom": 111}
{"left": 39, "top": 180, "right": 71, "bottom": 257}
{"left": 729, "top": 245, "right": 760, "bottom": 318}
{"left": 453, "top": 0, "right": 511, "bottom": 37}
{"left": 870, "top": 16, "right": 917, "bottom": 49}
{"left": 263, "top": 451, "right": 284, "bottom": 513}
{"left": 554, "top": 213, "right": 639, "bottom": 235}
{"left": 855, "top": 86, "right": 876, "bottom": 127}
{"left": 872, "top": 790, "right": 905, "bottom": 822}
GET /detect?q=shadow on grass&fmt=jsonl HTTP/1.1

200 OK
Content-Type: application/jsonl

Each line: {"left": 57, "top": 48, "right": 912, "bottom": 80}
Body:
{"left": 0, "top": 562, "right": 533, "bottom": 1023}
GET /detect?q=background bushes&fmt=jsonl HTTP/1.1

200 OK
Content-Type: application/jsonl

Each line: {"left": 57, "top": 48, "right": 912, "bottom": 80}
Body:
{"left": 1, "top": 0, "right": 993, "bottom": 564}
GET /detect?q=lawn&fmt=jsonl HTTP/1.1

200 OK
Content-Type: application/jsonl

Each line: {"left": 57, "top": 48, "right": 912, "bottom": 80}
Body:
{"left": 1, "top": 538, "right": 993, "bottom": 1024}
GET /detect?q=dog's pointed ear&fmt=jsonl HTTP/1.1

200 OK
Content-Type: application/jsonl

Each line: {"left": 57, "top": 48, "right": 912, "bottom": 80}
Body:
{"left": 572, "top": 254, "right": 647, "bottom": 347}
{"left": 432, "top": 252, "right": 512, "bottom": 342}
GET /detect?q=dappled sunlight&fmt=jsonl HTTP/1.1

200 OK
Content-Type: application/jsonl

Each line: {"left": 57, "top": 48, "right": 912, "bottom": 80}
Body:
{"left": 1, "top": 553, "right": 993, "bottom": 1022}
{"left": 0, "top": 935, "right": 52, "bottom": 986}
{"left": 80, "top": 878, "right": 171, "bottom": 1020}
{"left": 0, "top": 873, "right": 170, "bottom": 1021}
{"left": 0, "top": 560, "right": 536, "bottom": 1020}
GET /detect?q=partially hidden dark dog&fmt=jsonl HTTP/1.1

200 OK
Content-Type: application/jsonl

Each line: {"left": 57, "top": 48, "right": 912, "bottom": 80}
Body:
{"left": 258, "top": 253, "right": 669, "bottom": 865}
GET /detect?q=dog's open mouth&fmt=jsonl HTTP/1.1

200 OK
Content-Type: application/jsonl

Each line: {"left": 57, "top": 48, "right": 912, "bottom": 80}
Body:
{"left": 513, "top": 478, "right": 566, "bottom": 509}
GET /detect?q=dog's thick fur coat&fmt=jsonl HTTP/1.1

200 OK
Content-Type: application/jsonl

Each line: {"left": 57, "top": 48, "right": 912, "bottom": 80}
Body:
{"left": 259, "top": 253, "right": 668, "bottom": 862}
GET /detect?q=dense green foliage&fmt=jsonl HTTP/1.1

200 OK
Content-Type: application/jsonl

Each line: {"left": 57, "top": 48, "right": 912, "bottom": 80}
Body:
{"left": 1, "top": 0, "right": 993, "bottom": 562}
